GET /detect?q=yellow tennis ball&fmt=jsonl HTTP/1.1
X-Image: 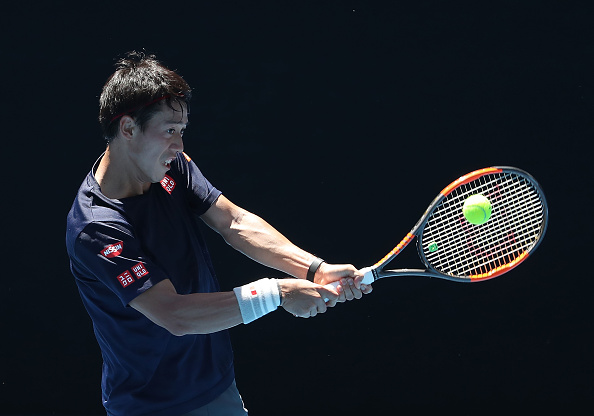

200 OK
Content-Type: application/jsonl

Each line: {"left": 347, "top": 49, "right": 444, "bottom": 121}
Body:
{"left": 463, "top": 194, "right": 492, "bottom": 225}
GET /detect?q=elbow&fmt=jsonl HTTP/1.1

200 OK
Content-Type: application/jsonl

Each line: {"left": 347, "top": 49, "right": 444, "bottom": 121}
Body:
{"left": 165, "top": 322, "right": 189, "bottom": 337}
{"left": 165, "top": 322, "right": 217, "bottom": 337}
{"left": 142, "top": 309, "right": 192, "bottom": 337}
{"left": 159, "top": 315, "right": 195, "bottom": 337}
{"left": 160, "top": 313, "right": 238, "bottom": 337}
{"left": 158, "top": 312, "right": 214, "bottom": 337}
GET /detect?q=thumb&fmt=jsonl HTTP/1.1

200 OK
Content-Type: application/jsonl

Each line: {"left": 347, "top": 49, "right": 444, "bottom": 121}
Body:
{"left": 320, "top": 283, "right": 340, "bottom": 303}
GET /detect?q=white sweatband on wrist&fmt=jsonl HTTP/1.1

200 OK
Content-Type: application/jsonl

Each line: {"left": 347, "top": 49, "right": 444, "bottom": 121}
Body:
{"left": 233, "top": 278, "right": 281, "bottom": 324}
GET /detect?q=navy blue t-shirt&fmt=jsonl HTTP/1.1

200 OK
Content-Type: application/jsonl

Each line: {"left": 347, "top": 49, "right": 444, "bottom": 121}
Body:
{"left": 66, "top": 153, "right": 235, "bottom": 416}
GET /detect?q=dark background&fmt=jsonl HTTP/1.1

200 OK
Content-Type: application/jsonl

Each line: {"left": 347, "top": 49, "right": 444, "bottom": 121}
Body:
{"left": 2, "top": 0, "right": 593, "bottom": 415}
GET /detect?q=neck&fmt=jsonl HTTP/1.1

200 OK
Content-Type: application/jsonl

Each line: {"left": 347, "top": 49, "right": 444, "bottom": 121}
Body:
{"left": 95, "top": 144, "right": 150, "bottom": 199}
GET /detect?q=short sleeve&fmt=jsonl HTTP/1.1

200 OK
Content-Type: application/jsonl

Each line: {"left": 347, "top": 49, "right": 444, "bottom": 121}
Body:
{"left": 177, "top": 153, "right": 222, "bottom": 215}
{"left": 72, "top": 221, "right": 170, "bottom": 306}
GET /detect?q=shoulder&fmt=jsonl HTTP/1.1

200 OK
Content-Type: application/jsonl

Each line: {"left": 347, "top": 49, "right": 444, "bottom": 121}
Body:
{"left": 66, "top": 172, "right": 132, "bottom": 255}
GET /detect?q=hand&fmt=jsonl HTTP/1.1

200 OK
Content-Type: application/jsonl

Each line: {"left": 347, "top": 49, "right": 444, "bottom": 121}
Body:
{"left": 278, "top": 278, "right": 339, "bottom": 318}
{"left": 315, "top": 263, "right": 373, "bottom": 303}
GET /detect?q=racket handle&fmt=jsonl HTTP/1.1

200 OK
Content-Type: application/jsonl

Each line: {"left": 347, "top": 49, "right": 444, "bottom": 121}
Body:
{"left": 322, "top": 268, "right": 375, "bottom": 302}
{"left": 359, "top": 267, "right": 375, "bottom": 285}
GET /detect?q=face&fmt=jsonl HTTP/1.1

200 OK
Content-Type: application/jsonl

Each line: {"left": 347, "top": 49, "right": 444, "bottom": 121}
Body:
{"left": 126, "top": 101, "right": 188, "bottom": 187}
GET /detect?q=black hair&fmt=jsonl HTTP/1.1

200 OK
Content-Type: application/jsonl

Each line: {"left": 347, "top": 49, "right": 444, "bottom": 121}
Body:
{"left": 99, "top": 51, "right": 192, "bottom": 142}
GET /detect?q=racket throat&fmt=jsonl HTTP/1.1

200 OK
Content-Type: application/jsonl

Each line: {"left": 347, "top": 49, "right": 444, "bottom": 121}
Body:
{"left": 383, "top": 268, "right": 434, "bottom": 277}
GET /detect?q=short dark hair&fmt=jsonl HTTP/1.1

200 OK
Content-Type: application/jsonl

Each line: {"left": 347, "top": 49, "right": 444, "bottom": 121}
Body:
{"left": 99, "top": 51, "right": 192, "bottom": 141}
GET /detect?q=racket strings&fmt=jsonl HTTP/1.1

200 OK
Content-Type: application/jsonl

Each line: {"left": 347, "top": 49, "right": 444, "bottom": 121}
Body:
{"left": 437, "top": 177, "right": 542, "bottom": 276}
{"left": 440, "top": 181, "right": 541, "bottom": 275}
{"left": 421, "top": 172, "right": 545, "bottom": 278}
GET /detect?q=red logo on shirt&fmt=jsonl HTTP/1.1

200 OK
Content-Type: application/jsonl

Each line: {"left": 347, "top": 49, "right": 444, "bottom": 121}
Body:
{"left": 115, "top": 263, "right": 149, "bottom": 288}
{"left": 160, "top": 175, "right": 176, "bottom": 194}
{"left": 101, "top": 241, "right": 123, "bottom": 258}
{"left": 131, "top": 262, "right": 149, "bottom": 278}
{"left": 116, "top": 270, "right": 134, "bottom": 287}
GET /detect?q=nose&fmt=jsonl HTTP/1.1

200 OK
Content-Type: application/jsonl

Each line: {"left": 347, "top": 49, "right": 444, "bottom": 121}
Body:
{"left": 171, "top": 134, "right": 184, "bottom": 153}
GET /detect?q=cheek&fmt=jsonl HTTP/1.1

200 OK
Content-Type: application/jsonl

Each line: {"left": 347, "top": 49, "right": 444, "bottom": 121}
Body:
{"left": 140, "top": 136, "right": 169, "bottom": 156}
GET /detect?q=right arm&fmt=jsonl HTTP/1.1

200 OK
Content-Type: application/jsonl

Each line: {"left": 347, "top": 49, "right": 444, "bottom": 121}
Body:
{"left": 129, "top": 277, "right": 339, "bottom": 336}
{"left": 129, "top": 279, "right": 243, "bottom": 336}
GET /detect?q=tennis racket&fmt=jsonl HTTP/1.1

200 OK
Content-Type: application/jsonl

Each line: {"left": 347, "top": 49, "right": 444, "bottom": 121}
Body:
{"left": 331, "top": 166, "right": 548, "bottom": 293}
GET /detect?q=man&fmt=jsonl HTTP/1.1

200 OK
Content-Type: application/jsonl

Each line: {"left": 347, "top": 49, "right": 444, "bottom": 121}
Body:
{"left": 66, "top": 51, "right": 371, "bottom": 416}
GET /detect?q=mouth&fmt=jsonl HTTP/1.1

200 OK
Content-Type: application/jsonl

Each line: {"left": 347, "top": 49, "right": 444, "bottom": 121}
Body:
{"left": 163, "top": 157, "right": 175, "bottom": 170}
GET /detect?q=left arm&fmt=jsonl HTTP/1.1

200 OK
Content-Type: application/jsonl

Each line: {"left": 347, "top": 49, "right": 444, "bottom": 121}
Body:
{"left": 200, "top": 195, "right": 371, "bottom": 299}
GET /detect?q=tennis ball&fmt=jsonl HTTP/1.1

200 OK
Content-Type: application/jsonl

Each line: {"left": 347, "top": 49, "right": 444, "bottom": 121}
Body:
{"left": 463, "top": 194, "right": 492, "bottom": 225}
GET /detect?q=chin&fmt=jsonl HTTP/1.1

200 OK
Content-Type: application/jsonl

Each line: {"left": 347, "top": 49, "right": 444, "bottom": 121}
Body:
{"left": 154, "top": 174, "right": 167, "bottom": 183}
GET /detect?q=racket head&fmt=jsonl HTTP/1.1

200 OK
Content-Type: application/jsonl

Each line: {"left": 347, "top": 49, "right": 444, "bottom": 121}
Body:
{"left": 414, "top": 166, "right": 548, "bottom": 282}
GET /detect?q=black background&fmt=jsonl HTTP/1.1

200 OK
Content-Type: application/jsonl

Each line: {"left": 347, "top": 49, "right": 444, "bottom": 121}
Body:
{"left": 2, "top": 1, "right": 593, "bottom": 415}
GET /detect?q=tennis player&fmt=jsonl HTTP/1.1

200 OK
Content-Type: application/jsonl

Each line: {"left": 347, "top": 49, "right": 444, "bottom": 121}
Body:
{"left": 65, "top": 51, "right": 372, "bottom": 416}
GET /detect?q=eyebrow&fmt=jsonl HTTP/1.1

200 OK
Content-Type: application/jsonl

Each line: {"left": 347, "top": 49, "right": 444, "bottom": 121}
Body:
{"left": 164, "top": 120, "right": 190, "bottom": 126}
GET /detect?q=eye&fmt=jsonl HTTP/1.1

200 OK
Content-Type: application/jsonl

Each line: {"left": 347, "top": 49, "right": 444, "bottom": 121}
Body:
{"left": 166, "top": 127, "right": 186, "bottom": 136}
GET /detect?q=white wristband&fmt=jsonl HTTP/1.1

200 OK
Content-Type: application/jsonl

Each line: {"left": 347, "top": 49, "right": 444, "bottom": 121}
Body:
{"left": 233, "top": 278, "right": 281, "bottom": 324}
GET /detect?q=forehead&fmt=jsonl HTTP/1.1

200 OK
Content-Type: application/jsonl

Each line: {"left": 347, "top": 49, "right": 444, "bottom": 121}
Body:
{"left": 152, "top": 100, "right": 189, "bottom": 124}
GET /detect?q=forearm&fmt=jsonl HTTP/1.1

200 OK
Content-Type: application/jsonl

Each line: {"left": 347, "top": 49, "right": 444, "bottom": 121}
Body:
{"left": 201, "top": 196, "right": 366, "bottom": 295}
{"left": 170, "top": 292, "right": 243, "bottom": 335}
{"left": 130, "top": 282, "right": 243, "bottom": 336}
{"left": 219, "top": 208, "right": 316, "bottom": 279}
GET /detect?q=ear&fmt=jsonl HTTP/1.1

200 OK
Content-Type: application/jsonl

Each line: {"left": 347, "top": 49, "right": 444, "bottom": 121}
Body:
{"left": 118, "top": 116, "right": 136, "bottom": 140}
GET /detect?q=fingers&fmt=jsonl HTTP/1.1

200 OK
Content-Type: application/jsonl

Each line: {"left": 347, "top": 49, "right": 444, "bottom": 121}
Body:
{"left": 279, "top": 271, "right": 373, "bottom": 319}
{"left": 352, "top": 272, "right": 367, "bottom": 290}
{"left": 345, "top": 278, "right": 363, "bottom": 300}
{"left": 292, "top": 298, "right": 328, "bottom": 318}
{"left": 315, "top": 263, "right": 357, "bottom": 285}
{"left": 360, "top": 283, "right": 373, "bottom": 295}
{"left": 281, "top": 278, "right": 335, "bottom": 318}
{"left": 318, "top": 286, "right": 338, "bottom": 309}
{"left": 296, "top": 286, "right": 336, "bottom": 318}
{"left": 333, "top": 278, "right": 365, "bottom": 302}
{"left": 324, "top": 295, "right": 339, "bottom": 308}
{"left": 316, "top": 263, "right": 372, "bottom": 296}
